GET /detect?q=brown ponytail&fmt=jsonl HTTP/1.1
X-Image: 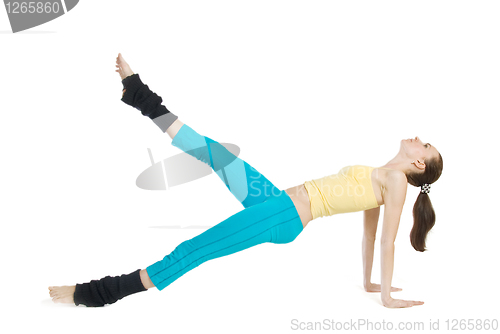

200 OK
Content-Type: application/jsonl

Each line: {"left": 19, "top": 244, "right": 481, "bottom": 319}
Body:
{"left": 406, "top": 153, "right": 443, "bottom": 252}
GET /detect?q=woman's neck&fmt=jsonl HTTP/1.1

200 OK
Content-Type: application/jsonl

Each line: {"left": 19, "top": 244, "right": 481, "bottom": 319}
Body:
{"left": 379, "top": 156, "right": 412, "bottom": 174}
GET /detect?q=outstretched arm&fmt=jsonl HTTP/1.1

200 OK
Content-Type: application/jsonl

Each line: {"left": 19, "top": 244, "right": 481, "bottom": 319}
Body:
{"left": 379, "top": 171, "right": 424, "bottom": 308}
{"left": 362, "top": 207, "right": 379, "bottom": 290}
{"left": 363, "top": 207, "right": 402, "bottom": 293}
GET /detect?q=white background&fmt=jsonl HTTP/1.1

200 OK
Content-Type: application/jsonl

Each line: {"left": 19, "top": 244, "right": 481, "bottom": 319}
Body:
{"left": 1, "top": 1, "right": 499, "bottom": 333}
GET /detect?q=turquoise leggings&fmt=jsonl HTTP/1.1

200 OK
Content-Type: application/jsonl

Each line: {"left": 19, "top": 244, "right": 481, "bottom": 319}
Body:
{"left": 146, "top": 124, "right": 304, "bottom": 291}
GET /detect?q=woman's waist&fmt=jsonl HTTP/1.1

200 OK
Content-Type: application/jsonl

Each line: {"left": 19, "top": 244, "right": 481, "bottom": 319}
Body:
{"left": 302, "top": 179, "right": 379, "bottom": 218}
{"left": 284, "top": 184, "right": 313, "bottom": 227}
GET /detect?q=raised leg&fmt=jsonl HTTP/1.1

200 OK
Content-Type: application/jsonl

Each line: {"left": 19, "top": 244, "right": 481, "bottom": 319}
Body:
{"left": 169, "top": 123, "right": 282, "bottom": 208}
{"left": 116, "top": 53, "right": 282, "bottom": 208}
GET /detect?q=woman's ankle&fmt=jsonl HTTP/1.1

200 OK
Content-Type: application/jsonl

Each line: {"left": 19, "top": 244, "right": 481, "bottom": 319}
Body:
{"left": 140, "top": 269, "right": 155, "bottom": 289}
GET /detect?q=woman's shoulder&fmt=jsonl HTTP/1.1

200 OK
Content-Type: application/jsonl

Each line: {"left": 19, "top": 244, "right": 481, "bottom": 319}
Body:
{"left": 371, "top": 166, "right": 407, "bottom": 203}
{"left": 373, "top": 166, "right": 406, "bottom": 183}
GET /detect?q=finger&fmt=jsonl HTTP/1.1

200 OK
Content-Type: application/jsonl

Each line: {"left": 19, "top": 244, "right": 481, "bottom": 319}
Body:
{"left": 405, "top": 300, "right": 423, "bottom": 307}
{"left": 398, "top": 300, "right": 412, "bottom": 308}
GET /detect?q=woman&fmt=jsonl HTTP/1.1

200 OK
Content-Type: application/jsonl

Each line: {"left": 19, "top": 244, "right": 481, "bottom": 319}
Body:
{"left": 48, "top": 53, "right": 443, "bottom": 309}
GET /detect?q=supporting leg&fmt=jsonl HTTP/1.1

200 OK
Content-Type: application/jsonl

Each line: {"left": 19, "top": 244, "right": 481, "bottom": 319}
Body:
{"left": 146, "top": 190, "right": 303, "bottom": 291}
{"left": 48, "top": 191, "right": 302, "bottom": 307}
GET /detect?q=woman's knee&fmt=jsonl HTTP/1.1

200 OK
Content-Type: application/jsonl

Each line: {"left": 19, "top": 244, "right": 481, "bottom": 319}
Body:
{"left": 270, "top": 215, "right": 303, "bottom": 244}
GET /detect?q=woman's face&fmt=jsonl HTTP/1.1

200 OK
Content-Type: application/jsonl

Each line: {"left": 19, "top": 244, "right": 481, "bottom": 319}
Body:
{"left": 401, "top": 136, "right": 440, "bottom": 164}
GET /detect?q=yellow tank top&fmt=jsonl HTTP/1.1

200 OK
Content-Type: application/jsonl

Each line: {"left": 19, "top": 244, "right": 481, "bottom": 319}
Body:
{"left": 303, "top": 165, "right": 380, "bottom": 220}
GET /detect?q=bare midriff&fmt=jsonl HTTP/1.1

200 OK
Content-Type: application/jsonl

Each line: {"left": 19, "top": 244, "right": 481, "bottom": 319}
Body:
{"left": 285, "top": 184, "right": 313, "bottom": 229}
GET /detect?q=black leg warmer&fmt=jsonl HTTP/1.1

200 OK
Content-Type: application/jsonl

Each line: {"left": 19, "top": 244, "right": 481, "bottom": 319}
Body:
{"left": 121, "top": 73, "right": 178, "bottom": 132}
{"left": 73, "top": 269, "right": 148, "bottom": 307}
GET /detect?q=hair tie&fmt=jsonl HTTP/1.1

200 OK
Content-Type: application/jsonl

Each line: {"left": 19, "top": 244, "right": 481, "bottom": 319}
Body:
{"left": 421, "top": 183, "right": 431, "bottom": 194}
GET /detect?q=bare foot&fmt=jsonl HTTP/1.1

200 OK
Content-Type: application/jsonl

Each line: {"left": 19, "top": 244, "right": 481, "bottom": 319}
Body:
{"left": 115, "top": 53, "right": 135, "bottom": 80}
{"left": 48, "top": 285, "right": 76, "bottom": 304}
